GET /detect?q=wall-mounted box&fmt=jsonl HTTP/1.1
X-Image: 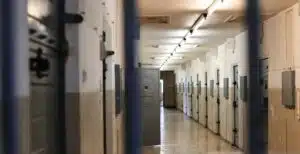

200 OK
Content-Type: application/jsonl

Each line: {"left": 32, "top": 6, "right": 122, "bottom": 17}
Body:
{"left": 240, "top": 76, "right": 248, "bottom": 102}
{"left": 210, "top": 80, "right": 214, "bottom": 97}
{"left": 223, "top": 78, "right": 229, "bottom": 99}
{"left": 282, "top": 70, "right": 295, "bottom": 109}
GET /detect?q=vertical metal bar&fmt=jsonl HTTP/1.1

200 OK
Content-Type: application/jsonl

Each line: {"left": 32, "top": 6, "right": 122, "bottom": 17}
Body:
{"left": 0, "top": 0, "right": 3, "bottom": 153}
{"left": 1, "top": 0, "right": 20, "bottom": 153}
{"left": 246, "top": 0, "right": 264, "bottom": 153}
{"left": 102, "top": 59, "right": 107, "bottom": 154}
{"left": 56, "top": 0, "right": 67, "bottom": 153}
{"left": 123, "top": 0, "right": 142, "bottom": 153}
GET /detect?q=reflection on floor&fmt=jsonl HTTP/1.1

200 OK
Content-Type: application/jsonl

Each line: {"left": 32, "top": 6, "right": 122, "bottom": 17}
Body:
{"left": 143, "top": 108, "right": 243, "bottom": 154}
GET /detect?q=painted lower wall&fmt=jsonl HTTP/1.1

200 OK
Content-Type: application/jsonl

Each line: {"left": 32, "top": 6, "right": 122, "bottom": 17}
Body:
{"left": 175, "top": 3, "right": 300, "bottom": 152}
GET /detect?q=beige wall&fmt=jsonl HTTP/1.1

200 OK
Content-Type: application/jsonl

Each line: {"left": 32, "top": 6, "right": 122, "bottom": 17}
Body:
{"left": 175, "top": 3, "right": 300, "bottom": 152}
{"left": 265, "top": 4, "right": 300, "bottom": 154}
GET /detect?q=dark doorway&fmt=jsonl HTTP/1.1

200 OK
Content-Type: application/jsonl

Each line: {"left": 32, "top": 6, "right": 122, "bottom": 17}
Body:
{"left": 160, "top": 71, "right": 176, "bottom": 108}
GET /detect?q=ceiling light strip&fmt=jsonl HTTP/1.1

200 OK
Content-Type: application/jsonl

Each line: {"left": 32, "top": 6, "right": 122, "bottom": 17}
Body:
{"left": 160, "top": 0, "right": 224, "bottom": 69}
{"left": 207, "top": 0, "right": 224, "bottom": 15}
{"left": 191, "top": 14, "right": 207, "bottom": 32}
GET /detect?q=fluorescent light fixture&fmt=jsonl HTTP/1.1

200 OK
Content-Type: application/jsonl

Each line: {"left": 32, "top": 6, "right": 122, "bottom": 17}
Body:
{"left": 155, "top": 45, "right": 177, "bottom": 49}
{"left": 172, "top": 49, "right": 177, "bottom": 55}
{"left": 186, "top": 31, "right": 193, "bottom": 38}
{"left": 192, "top": 15, "right": 206, "bottom": 32}
{"left": 178, "top": 44, "right": 198, "bottom": 49}
{"left": 152, "top": 56, "right": 167, "bottom": 60}
{"left": 179, "top": 41, "right": 185, "bottom": 47}
{"left": 207, "top": 0, "right": 224, "bottom": 15}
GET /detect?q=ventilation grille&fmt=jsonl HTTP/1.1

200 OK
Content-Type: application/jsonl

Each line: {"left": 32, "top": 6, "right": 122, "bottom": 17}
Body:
{"left": 140, "top": 16, "right": 171, "bottom": 24}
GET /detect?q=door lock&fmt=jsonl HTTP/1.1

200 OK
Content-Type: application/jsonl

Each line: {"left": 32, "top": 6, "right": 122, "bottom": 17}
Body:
{"left": 30, "top": 48, "right": 50, "bottom": 78}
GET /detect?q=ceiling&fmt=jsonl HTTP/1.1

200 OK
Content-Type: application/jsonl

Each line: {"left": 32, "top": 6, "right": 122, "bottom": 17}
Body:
{"left": 138, "top": 0, "right": 297, "bottom": 70}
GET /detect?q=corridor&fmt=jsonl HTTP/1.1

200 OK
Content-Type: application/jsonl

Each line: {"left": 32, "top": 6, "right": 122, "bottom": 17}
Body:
{"left": 2, "top": 0, "right": 300, "bottom": 153}
{"left": 144, "top": 108, "right": 242, "bottom": 154}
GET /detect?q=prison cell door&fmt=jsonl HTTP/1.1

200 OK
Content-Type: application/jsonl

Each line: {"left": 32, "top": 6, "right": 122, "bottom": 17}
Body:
{"left": 196, "top": 74, "right": 200, "bottom": 121}
{"left": 181, "top": 80, "right": 184, "bottom": 111}
{"left": 205, "top": 72, "right": 208, "bottom": 128}
{"left": 233, "top": 65, "right": 239, "bottom": 146}
{"left": 189, "top": 76, "right": 193, "bottom": 117}
{"left": 28, "top": 0, "right": 60, "bottom": 153}
{"left": 140, "top": 68, "right": 160, "bottom": 146}
{"left": 184, "top": 78, "right": 188, "bottom": 114}
{"left": 216, "top": 69, "right": 220, "bottom": 135}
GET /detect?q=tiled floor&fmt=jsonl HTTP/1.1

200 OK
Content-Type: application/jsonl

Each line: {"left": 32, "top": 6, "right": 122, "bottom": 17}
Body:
{"left": 143, "top": 108, "right": 243, "bottom": 154}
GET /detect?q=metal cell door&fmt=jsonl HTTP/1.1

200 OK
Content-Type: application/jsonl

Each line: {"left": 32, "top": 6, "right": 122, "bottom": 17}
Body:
{"left": 216, "top": 69, "right": 220, "bottom": 135}
{"left": 233, "top": 65, "right": 239, "bottom": 146}
{"left": 28, "top": 0, "right": 59, "bottom": 153}
{"left": 205, "top": 72, "right": 208, "bottom": 128}
{"left": 184, "top": 77, "right": 188, "bottom": 114}
{"left": 196, "top": 74, "right": 200, "bottom": 121}
{"left": 189, "top": 76, "right": 193, "bottom": 117}
{"left": 259, "top": 59, "right": 269, "bottom": 151}
{"left": 140, "top": 68, "right": 160, "bottom": 146}
{"left": 181, "top": 80, "right": 184, "bottom": 110}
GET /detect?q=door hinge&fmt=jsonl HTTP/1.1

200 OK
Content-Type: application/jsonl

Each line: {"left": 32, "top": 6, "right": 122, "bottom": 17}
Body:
{"left": 233, "top": 128, "right": 238, "bottom": 133}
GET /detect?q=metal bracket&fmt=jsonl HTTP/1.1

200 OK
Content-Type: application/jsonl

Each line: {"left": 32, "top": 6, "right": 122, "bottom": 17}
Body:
{"left": 233, "top": 128, "right": 238, "bottom": 133}
{"left": 233, "top": 101, "right": 238, "bottom": 108}
{"left": 64, "top": 13, "right": 84, "bottom": 24}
